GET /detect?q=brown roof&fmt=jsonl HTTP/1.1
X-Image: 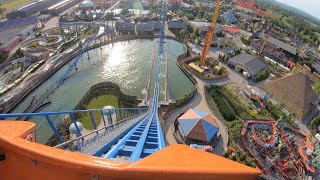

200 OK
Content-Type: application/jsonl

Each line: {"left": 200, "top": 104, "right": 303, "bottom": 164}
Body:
{"left": 186, "top": 120, "right": 208, "bottom": 143}
{"left": 263, "top": 72, "right": 317, "bottom": 121}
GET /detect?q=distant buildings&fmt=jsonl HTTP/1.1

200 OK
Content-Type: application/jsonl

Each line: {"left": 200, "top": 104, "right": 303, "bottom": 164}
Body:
{"left": 259, "top": 32, "right": 297, "bottom": 56}
{"left": 42, "top": 0, "right": 83, "bottom": 16}
{"left": 6, "top": 0, "right": 61, "bottom": 20}
{"left": 136, "top": 23, "right": 154, "bottom": 35}
{"left": 168, "top": 21, "right": 187, "bottom": 30}
{"left": 115, "top": 19, "right": 161, "bottom": 35}
{"left": 0, "top": 17, "right": 36, "bottom": 52}
{"left": 251, "top": 32, "right": 297, "bottom": 62}
{"left": 228, "top": 53, "right": 267, "bottom": 78}
{"left": 0, "top": 36, "right": 21, "bottom": 52}
{"left": 199, "top": 23, "right": 222, "bottom": 38}
{"left": 116, "top": 21, "right": 136, "bottom": 35}
{"left": 222, "top": 9, "right": 237, "bottom": 23}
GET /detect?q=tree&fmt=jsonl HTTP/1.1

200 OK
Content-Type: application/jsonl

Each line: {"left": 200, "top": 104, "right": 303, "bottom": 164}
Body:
{"left": 310, "top": 116, "right": 320, "bottom": 131}
{"left": 176, "top": 10, "right": 183, "bottom": 17}
{"left": 187, "top": 24, "right": 194, "bottom": 34}
{"left": 0, "top": 51, "right": 9, "bottom": 64}
{"left": 197, "top": 38, "right": 201, "bottom": 45}
{"left": 196, "top": 13, "right": 202, "bottom": 20}
{"left": 313, "top": 80, "right": 320, "bottom": 94}
{"left": 186, "top": 13, "right": 194, "bottom": 20}
{"left": 195, "top": 28, "right": 200, "bottom": 36}
{"left": 120, "top": 8, "right": 129, "bottom": 15}
{"left": 179, "top": 29, "right": 188, "bottom": 40}
{"left": 203, "top": 13, "right": 209, "bottom": 21}
{"left": 0, "top": 3, "right": 5, "bottom": 15}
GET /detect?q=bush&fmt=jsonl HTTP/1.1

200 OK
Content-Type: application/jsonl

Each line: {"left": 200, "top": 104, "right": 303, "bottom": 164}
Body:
{"left": 254, "top": 68, "right": 271, "bottom": 83}
{"left": 206, "top": 85, "right": 249, "bottom": 121}
{"left": 0, "top": 51, "right": 9, "bottom": 64}
{"left": 46, "top": 36, "right": 58, "bottom": 43}
{"left": 309, "top": 116, "right": 320, "bottom": 131}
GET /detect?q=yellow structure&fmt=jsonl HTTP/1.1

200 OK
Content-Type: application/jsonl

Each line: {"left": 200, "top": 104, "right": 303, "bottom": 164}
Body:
{"left": 189, "top": 62, "right": 205, "bottom": 74}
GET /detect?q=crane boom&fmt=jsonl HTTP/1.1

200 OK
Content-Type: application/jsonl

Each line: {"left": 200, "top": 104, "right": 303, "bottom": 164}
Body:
{"left": 200, "top": 0, "right": 220, "bottom": 67}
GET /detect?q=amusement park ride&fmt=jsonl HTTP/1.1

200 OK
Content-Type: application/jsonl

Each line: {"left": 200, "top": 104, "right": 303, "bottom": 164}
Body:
{"left": 199, "top": 0, "right": 220, "bottom": 67}
{"left": 236, "top": 0, "right": 272, "bottom": 17}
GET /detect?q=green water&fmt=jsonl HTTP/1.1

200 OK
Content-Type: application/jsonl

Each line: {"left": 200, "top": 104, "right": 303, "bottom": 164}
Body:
{"left": 12, "top": 38, "right": 194, "bottom": 143}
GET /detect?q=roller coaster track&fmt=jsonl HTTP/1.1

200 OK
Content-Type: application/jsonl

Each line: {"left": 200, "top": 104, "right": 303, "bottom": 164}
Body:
{"left": 20, "top": 0, "right": 122, "bottom": 115}
{"left": 21, "top": 28, "right": 115, "bottom": 115}
{"left": 3, "top": 0, "right": 168, "bottom": 162}
{"left": 97, "top": 0, "right": 167, "bottom": 161}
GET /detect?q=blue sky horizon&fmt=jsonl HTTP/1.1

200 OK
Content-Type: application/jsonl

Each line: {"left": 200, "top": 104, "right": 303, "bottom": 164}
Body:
{"left": 276, "top": 0, "right": 320, "bottom": 19}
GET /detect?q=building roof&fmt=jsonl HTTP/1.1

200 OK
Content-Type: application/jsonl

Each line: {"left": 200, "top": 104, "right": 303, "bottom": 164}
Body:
{"left": 223, "top": 9, "right": 237, "bottom": 23}
{"left": 260, "top": 33, "right": 297, "bottom": 55}
{"left": 178, "top": 109, "right": 219, "bottom": 143}
{"left": 149, "top": 21, "right": 161, "bottom": 29}
{"left": 199, "top": 24, "right": 222, "bottom": 34}
{"left": 168, "top": 21, "right": 187, "bottom": 29}
{"left": 17, "top": 25, "right": 34, "bottom": 36}
{"left": 228, "top": 53, "right": 267, "bottom": 77}
{"left": 263, "top": 72, "right": 317, "bottom": 120}
{"left": 236, "top": 12, "right": 253, "bottom": 21}
{"left": 223, "top": 27, "right": 240, "bottom": 34}
{"left": 0, "top": 26, "right": 25, "bottom": 44}
{"left": 136, "top": 22, "right": 154, "bottom": 32}
{"left": 312, "top": 61, "right": 320, "bottom": 73}
{"left": 17, "top": 1, "right": 42, "bottom": 11}
{"left": 0, "top": 16, "right": 37, "bottom": 29}
{"left": 0, "top": 36, "right": 20, "bottom": 48}
{"left": 117, "top": 22, "right": 135, "bottom": 31}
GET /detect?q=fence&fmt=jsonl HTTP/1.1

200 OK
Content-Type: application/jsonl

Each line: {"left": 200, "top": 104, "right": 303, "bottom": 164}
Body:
{"left": 0, "top": 108, "right": 147, "bottom": 146}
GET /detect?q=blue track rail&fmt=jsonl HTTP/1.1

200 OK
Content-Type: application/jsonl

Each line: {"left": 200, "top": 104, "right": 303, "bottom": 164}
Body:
{"left": 100, "top": 0, "right": 167, "bottom": 161}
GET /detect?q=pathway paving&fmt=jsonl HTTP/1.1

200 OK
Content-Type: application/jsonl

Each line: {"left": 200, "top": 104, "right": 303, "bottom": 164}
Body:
{"left": 74, "top": 113, "right": 147, "bottom": 155}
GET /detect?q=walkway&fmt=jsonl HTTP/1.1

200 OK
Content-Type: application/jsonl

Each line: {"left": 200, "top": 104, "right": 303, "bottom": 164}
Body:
{"left": 142, "top": 47, "right": 157, "bottom": 106}
{"left": 164, "top": 55, "right": 229, "bottom": 154}
{"left": 77, "top": 113, "right": 146, "bottom": 155}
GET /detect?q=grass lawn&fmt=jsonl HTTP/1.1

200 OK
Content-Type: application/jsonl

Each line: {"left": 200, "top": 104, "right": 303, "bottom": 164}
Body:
{"left": 78, "top": 95, "right": 119, "bottom": 130}
{"left": 80, "top": 27, "right": 96, "bottom": 38}
{"left": 0, "top": 0, "right": 31, "bottom": 13}
{"left": 46, "top": 36, "right": 59, "bottom": 43}
{"left": 77, "top": 94, "right": 136, "bottom": 130}
{"left": 49, "top": 29, "right": 61, "bottom": 35}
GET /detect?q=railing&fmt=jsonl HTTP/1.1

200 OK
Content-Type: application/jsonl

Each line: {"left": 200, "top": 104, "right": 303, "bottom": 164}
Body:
{"left": 55, "top": 110, "right": 147, "bottom": 150}
{"left": 0, "top": 108, "right": 147, "bottom": 146}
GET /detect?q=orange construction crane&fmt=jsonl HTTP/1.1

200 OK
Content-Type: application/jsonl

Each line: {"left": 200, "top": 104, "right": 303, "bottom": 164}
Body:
{"left": 200, "top": 0, "right": 220, "bottom": 67}
{"left": 258, "top": 0, "right": 275, "bottom": 58}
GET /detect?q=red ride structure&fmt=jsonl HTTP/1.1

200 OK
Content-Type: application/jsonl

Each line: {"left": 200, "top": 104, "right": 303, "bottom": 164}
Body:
{"left": 236, "top": 0, "right": 272, "bottom": 17}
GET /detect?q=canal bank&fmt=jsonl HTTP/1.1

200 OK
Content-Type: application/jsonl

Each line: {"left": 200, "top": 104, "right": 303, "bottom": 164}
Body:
{"left": 8, "top": 37, "right": 194, "bottom": 143}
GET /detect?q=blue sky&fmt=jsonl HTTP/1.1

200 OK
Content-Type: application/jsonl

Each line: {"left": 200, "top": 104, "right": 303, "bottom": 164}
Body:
{"left": 276, "top": 0, "right": 320, "bottom": 19}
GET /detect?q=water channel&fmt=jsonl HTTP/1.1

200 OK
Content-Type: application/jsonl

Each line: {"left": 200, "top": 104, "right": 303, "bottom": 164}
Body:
{"left": 12, "top": 38, "right": 194, "bottom": 143}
